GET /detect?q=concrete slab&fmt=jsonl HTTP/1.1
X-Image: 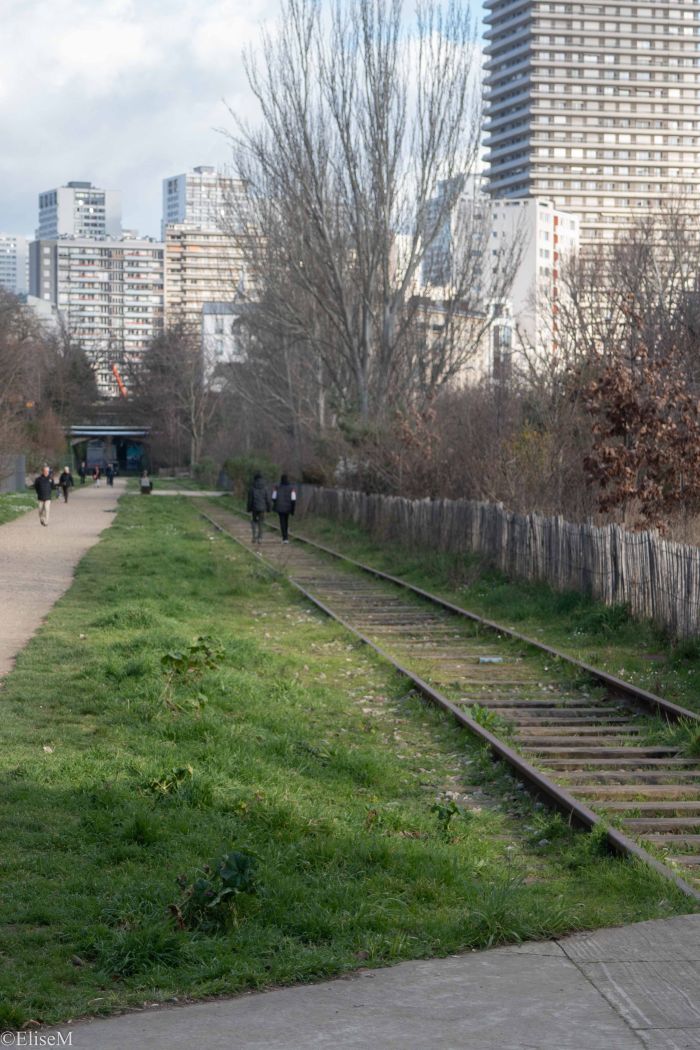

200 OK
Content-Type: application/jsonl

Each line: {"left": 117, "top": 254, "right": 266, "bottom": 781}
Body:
{"left": 45, "top": 946, "right": 644, "bottom": 1050}
{"left": 637, "top": 1029, "right": 700, "bottom": 1049}
{"left": 558, "top": 917, "right": 700, "bottom": 1049}
{"left": 561, "top": 914, "right": 700, "bottom": 963}
{"left": 578, "top": 960, "right": 700, "bottom": 1029}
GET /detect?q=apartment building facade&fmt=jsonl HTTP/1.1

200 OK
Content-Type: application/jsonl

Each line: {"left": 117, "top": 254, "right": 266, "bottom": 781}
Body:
{"left": 164, "top": 224, "right": 245, "bottom": 330}
{"left": 161, "top": 166, "right": 246, "bottom": 234}
{"left": 484, "top": 0, "right": 700, "bottom": 244}
{"left": 0, "top": 234, "right": 29, "bottom": 295}
{"left": 422, "top": 175, "right": 579, "bottom": 361}
{"left": 30, "top": 237, "right": 164, "bottom": 396}
{"left": 36, "top": 181, "right": 122, "bottom": 240}
{"left": 489, "top": 196, "right": 580, "bottom": 354}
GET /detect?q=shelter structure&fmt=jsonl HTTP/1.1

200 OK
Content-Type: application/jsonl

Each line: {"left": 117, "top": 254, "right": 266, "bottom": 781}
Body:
{"left": 67, "top": 425, "right": 150, "bottom": 474}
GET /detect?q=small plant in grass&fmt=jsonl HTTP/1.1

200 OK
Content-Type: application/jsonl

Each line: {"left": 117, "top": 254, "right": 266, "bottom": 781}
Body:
{"left": 658, "top": 717, "right": 700, "bottom": 757}
{"left": 686, "top": 728, "right": 700, "bottom": 757}
{"left": 468, "top": 704, "right": 513, "bottom": 739}
{"left": 147, "top": 765, "right": 194, "bottom": 797}
{"left": 431, "top": 798, "right": 471, "bottom": 841}
{"left": 171, "top": 849, "right": 259, "bottom": 932}
{"left": 526, "top": 811, "right": 573, "bottom": 848}
{"left": 161, "top": 635, "right": 224, "bottom": 676}
{"left": 160, "top": 635, "right": 223, "bottom": 713}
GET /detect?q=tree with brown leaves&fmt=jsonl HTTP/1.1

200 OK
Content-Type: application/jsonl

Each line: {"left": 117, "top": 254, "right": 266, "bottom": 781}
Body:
{"left": 580, "top": 346, "right": 700, "bottom": 529}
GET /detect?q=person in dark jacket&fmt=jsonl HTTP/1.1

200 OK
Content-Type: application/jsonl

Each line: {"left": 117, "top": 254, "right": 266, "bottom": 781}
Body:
{"left": 58, "top": 466, "right": 74, "bottom": 503}
{"left": 246, "top": 472, "right": 271, "bottom": 545}
{"left": 78, "top": 461, "right": 87, "bottom": 485}
{"left": 106, "top": 463, "right": 114, "bottom": 487}
{"left": 272, "top": 474, "right": 297, "bottom": 543}
{"left": 34, "top": 465, "right": 54, "bottom": 526}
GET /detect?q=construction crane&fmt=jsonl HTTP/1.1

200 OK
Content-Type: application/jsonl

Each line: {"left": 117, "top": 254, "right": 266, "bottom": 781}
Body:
{"left": 112, "top": 363, "right": 128, "bottom": 398}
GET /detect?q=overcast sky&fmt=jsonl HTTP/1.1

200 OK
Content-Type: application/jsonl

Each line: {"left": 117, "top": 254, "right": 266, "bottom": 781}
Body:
{"left": 0, "top": 0, "right": 483, "bottom": 241}
{"left": 0, "top": 0, "right": 281, "bottom": 239}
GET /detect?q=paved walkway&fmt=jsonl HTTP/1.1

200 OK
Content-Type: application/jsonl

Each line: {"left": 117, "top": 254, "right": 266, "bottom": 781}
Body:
{"left": 2, "top": 485, "right": 699, "bottom": 1048}
{"left": 0, "top": 479, "right": 123, "bottom": 679}
{"left": 39, "top": 914, "right": 700, "bottom": 1049}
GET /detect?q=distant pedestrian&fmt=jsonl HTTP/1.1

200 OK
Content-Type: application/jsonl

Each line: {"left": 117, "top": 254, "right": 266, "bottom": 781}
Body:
{"left": 58, "top": 466, "right": 74, "bottom": 503}
{"left": 92, "top": 465, "right": 101, "bottom": 486}
{"left": 78, "top": 461, "right": 86, "bottom": 485}
{"left": 272, "top": 474, "right": 297, "bottom": 543}
{"left": 139, "top": 470, "right": 153, "bottom": 494}
{"left": 246, "top": 472, "right": 271, "bottom": 545}
{"left": 34, "top": 465, "right": 54, "bottom": 527}
{"left": 106, "top": 463, "right": 114, "bottom": 487}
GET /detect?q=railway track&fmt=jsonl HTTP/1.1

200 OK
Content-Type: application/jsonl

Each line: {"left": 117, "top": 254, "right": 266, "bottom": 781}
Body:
{"left": 199, "top": 503, "right": 700, "bottom": 901}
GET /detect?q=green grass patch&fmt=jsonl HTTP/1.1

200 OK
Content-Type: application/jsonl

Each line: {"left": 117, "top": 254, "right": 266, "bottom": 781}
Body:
{"left": 0, "top": 491, "right": 36, "bottom": 524}
{"left": 272, "top": 504, "right": 700, "bottom": 715}
{"left": 0, "top": 495, "right": 695, "bottom": 1027}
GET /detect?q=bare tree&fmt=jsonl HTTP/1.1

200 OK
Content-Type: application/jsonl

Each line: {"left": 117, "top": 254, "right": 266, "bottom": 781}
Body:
{"left": 226, "top": 0, "right": 520, "bottom": 425}
{"left": 527, "top": 199, "right": 700, "bottom": 375}
{"left": 130, "top": 326, "right": 220, "bottom": 469}
{"left": 0, "top": 290, "right": 42, "bottom": 448}
{"left": 42, "top": 319, "right": 98, "bottom": 422}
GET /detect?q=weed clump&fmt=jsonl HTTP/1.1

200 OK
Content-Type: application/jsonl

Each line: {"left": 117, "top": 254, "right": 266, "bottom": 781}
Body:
{"left": 431, "top": 798, "right": 472, "bottom": 841}
{"left": 172, "top": 849, "right": 259, "bottom": 932}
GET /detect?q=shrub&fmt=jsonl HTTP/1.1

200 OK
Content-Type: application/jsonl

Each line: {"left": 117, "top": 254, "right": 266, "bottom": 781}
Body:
{"left": 223, "top": 455, "right": 277, "bottom": 497}
{"left": 172, "top": 849, "right": 259, "bottom": 932}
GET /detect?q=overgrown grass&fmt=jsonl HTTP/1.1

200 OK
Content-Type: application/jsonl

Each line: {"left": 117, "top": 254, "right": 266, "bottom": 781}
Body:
{"left": 0, "top": 495, "right": 695, "bottom": 1029}
{"left": 270, "top": 506, "right": 700, "bottom": 715}
{"left": 0, "top": 491, "right": 35, "bottom": 524}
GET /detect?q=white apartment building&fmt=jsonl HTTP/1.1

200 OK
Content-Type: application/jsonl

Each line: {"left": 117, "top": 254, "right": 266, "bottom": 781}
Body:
{"left": 0, "top": 234, "right": 29, "bottom": 295}
{"left": 36, "top": 181, "right": 122, "bottom": 240}
{"left": 488, "top": 197, "right": 580, "bottom": 356}
{"left": 29, "top": 237, "right": 164, "bottom": 396}
{"left": 161, "top": 166, "right": 246, "bottom": 234}
{"left": 422, "top": 177, "right": 579, "bottom": 363}
{"left": 483, "top": 0, "right": 700, "bottom": 245}
{"left": 201, "top": 302, "right": 246, "bottom": 388}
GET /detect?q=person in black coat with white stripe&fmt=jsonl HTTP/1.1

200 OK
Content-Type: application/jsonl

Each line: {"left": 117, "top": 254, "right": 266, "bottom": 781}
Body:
{"left": 271, "top": 474, "right": 297, "bottom": 543}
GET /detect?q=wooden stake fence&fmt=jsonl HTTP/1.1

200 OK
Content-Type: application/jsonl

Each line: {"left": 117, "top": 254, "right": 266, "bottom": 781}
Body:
{"left": 300, "top": 487, "right": 700, "bottom": 638}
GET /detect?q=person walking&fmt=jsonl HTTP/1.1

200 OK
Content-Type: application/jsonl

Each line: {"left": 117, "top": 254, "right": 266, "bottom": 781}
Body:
{"left": 92, "top": 465, "right": 101, "bottom": 487}
{"left": 272, "top": 474, "right": 297, "bottom": 543}
{"left": 34, "top": 465, "right": 54, "bottom": 527}
{"left": 106, "top": 463, "right": 114, "bottom": 487}
{"left": 139, "top": 470, "right": 153, "bottom": 494}
{"left": 58, "top": 466, "right": 74, "bottom": 503}
{"left": 246, "top": 472, "right": 271, "bottom": 545}
{"left": 78, "top": 461, "right": 86, "bottom": 485}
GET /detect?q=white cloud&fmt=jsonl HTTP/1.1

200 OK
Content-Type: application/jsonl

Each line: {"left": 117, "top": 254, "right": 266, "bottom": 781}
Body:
{"left": 0, "top": 0, "right": 279, "bottom": 237}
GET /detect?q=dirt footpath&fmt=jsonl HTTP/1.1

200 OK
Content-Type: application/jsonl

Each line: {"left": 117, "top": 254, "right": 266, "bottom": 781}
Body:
{"left": 0, "top": 479, "right": 123, "bottom": 679}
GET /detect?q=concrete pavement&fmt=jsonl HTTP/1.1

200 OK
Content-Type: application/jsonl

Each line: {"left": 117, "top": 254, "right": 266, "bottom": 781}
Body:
{"left": 0, "top": 479, "right": 123, "bottom": 679}
{"left": 38, "top": 914, "right": 700, "bottom": 1049}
